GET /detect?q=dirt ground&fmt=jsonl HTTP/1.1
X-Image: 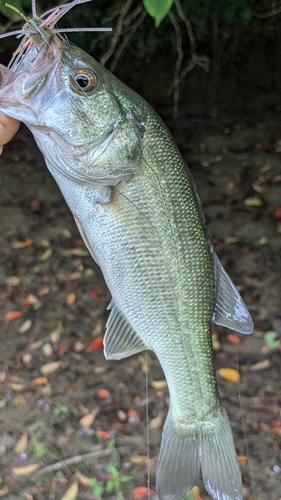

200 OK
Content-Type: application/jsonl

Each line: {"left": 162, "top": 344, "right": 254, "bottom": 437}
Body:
{"left": 0, "top": 113, "right": 281, "bottom": 500}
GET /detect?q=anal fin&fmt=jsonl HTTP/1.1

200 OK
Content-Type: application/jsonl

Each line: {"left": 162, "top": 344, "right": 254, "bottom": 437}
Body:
{"left": 212, "top": 253, "right": 254, "bottom": 335}
{"left": 104, "top": 304, "right": 149, "bottom": 360}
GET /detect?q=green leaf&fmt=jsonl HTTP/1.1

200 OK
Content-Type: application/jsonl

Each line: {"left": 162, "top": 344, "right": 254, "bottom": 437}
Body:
{"left": 143, "top": 0, "right": 174, "bottom": 27}
{"left": 264, "top": 331, "right": 281, "bottom": 350}
{"left": 105, "top": 480, "right": 115, "bottom": 494}
{"left": 120, "top": 475, "right": 133, "bottom": 483}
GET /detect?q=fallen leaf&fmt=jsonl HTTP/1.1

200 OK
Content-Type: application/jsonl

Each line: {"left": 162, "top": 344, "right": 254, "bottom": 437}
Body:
{"left": 49, "top": 322, "right": 63, "bottom": 343}
{"left": 0, "top": 487, "right": 9, "bottom": 497}
{"left": 89, "top": 288, "right": 98, "bottom": 298}
{"left": 12, "top": 463, "right": 41, "bottom": 475}
{"left": 86, "top": 336, "right": 104, "bottom": 352}
{"left": 22, "top": 494, "right": 33, "bottom": 500}
{"left": 60, "top": 481, "right": 78, "bottom": 500}
{"left": 60, "top": 248, "right": 88, "bottom": 257}
{"left": 32, "top": 377, "right": 48, "bottom": 386}
{"left": 272, "top": 421, "right": 281, "bottom": 436}
{"left": 40, "top": 361, "right": 63, "bottom": 375}
{"left": 133, "top": 486, "right": 152, "bottom": 499}
{"left": 131, "top": 455, "right": 147, "bottom": 465}
{"left": 237, "top": 455, "right": 248, "bottom": 463}
{"left": 18, "top": 319, "right": 32, "bottom": 334}
{"left": 218, "top": 368, "right": 240, "bottom": 383}
{"left": 226, "top": 334, "right": 241, "bottom": 345}
{"left": 26, "top": 294, "right": 42, "bottom": 310}
{"left": 117, "top": 409, "right": 127, "bottom": 422}
{"left": 5, "top": 377, "right": 25, "bottom": 391}
{"left": 149, "top": 412, "right": 163, "bottom": 430}
{"left": 275, "top": 208, "right": 281, "bottom": 218}
{"left": 243, "top": 197, "right": 262, "bottom": 207}
{"left": 4, "top": 310, "right": 23, "bottom": 321}
{"left": 79, "top": 408, "right": 98, "bottom": 427}
{"left": 59, "top": 344, "right": 68, "bottom": 355}
{"left": 224, "top": 237, "right": 239, "bottom": 245}
{"left": 66, "top": 293, "right": 76, "bottom": 305}
{"left": 75, "top": 470, "right": 92, "bottom": 486}
{"left": 39, "top": 248, "right": 53, "bottom": 261}
{"left": 249, "top": 359, "right": 271, "bottom": 371}
{"left": 42, "top": 343, "right": 53, "bottom": 357}
{"left": 95, "top": 430, "right": 111, "bottom": 440}
{"left": 151, "top": 380, "right": 167, "bottom": 390}
{"left": 128, "top": 408, "right": 138, "bottom": 418}
{"left": 96, "top": 388, "right": 110, "bottom": 399}
{"left": 14, "top": 433, "right": 28, "bottom": 453}
{"left": 11, "top": 237, "right": 33, "bottom": 249}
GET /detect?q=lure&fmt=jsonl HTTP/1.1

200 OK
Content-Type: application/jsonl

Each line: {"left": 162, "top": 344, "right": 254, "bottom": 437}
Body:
{"left": 0, "top": 0, "right": 112, "bottom": 63}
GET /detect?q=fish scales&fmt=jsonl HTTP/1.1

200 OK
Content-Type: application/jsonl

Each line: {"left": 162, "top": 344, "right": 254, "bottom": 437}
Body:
{"left": 0, "top": 7, "right": 254, "bottom": 499}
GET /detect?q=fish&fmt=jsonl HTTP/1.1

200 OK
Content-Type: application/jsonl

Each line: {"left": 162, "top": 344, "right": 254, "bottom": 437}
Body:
{"left": 0, "top": 2, "right": 254, "bottom": 499}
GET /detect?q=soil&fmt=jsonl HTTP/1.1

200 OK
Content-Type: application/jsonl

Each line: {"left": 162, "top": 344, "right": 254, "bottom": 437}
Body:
{"left": 0, "top": 113, "right": 281, "bottom": 500}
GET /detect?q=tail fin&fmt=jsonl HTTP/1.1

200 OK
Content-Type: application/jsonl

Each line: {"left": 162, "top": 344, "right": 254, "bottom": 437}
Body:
{"left": 156, "top": 407, "right": 242, "bottom": 500}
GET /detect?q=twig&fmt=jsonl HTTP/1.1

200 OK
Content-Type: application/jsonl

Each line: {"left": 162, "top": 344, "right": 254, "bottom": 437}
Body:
{"left": 109, "top": 8, "right": 146, "bottom": 72}
{"left": 36, "top": 446, "right": 112, "bottom": 475}
{"left": 254, "top": 4, "right": 281, "bottom": 18}
{"left": 174, "top": 0, "right": 196, "bottom": 57}
{"left": 168, "top": 10, "right": 183, "bottom": 117}
{"left": 100, "top": 0, "right": 133, "bottom": 66}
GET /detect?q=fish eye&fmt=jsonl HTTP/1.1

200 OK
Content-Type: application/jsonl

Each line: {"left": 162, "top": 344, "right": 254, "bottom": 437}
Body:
{"left": 71, "top": 68, "right": 98, "bottom": 93}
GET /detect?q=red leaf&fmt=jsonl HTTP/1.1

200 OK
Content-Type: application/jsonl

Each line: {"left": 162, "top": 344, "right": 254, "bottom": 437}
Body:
{"left": 275, "top": 208, "right": 281, "bottom": 218}
{"left": 96, "top": 388, "right": 110, "bottom": 399}
{"left": 86, "top": 336, "right": 104, "bottom": 352}
{"left": 95, "top": 430, "right": 111, "bottom": 440}
{"left": 4, "top": 310, "right": 23, "bottom": 321}
{"left": 133, "top": 486, "right": 152, "bottom": 499}
{"left": 89, "top": 289, "right": 98, "bottom": 298}
{"left": 226, "top": 334, "right": 241, "bottom": 345}
{"left": 75, "top": 239, "right": 85, "bottom": 246}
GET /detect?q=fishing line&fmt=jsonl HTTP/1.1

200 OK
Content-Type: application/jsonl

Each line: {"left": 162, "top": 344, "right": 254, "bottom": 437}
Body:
{"left": 235, "top": 347, "right": 254, "bottom": 499}
{"left": 145, "top": 351, "right": 151, "bottom": 500}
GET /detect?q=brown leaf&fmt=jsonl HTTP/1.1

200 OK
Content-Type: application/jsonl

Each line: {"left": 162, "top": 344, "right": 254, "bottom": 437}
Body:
{"left": 60, "top": 481, "right": 78, "bottom": 500}
{"left": 218, "top": 368, "right": 240, "bottom": 383}
{"left": 131, "top": 455, "right": 147, "bottom": 465}
{"left": 39, "top": 248, "right": 53, "bottom": 261}
{"left": 249, "top": 359, "right": 271, "bottom": 371}
{"left": 79, "top": 408, "right": 99, "bottom": 427}
{"left": 40, "top": 361, "right": 63, "bottom": 375}
{"left": 18, "top": 319, "right": 32, "bottom": 334}
{"left": 75, "top": 470, "right": 92, "bottom": 486}
{"left": 0, "top": 487, "right": 9, "bottom": 498}
{"left": 151, "top": 380, "right": 167, "bottom": 390}
{"left": 149, "top": 412, "right": 163, "bottom": 430}
{"left": 12, "top": 463, "right": 41, "bottom": 475}
{"left": 14, "top": 432, "right": 28, "bottom": 453}
{"left": 66, "top": 293, "right": 76, "bottom": 305}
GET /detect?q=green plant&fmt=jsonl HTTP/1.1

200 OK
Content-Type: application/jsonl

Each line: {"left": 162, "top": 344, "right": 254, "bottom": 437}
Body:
{"left": 33, "top": 439, "right": 47, "bottom": 459}
{"left": 53, "top": 405, "right": 70, "bottom": 417}
{"left": 105, "top": 464, "right": 132, "bottom": 500}
{"left": 89, "top": 477, "right": 105, "bottom": 499}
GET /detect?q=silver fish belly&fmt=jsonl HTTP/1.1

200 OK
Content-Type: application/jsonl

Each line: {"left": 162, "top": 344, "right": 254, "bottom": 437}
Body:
{"left": 0, "top": 22, "right": 253, "bottom": 500}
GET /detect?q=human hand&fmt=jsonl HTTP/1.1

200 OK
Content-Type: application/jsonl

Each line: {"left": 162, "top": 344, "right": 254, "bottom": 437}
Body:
{"left": 0, "top": 112, "right": 20, "bottom": 154}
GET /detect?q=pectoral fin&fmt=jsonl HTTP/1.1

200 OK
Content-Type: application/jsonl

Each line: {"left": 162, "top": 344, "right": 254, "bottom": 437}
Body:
{"left": 104, "top": 304, "right": 149, "bottom": 360}
{"left": 212, "top": 253, "right": 254, "bottom": 334}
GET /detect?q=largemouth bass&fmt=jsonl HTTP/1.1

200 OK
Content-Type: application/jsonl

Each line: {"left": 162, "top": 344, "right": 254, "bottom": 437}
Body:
{"left": 0, "top": 4, "right": 253, "bottom": 499}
